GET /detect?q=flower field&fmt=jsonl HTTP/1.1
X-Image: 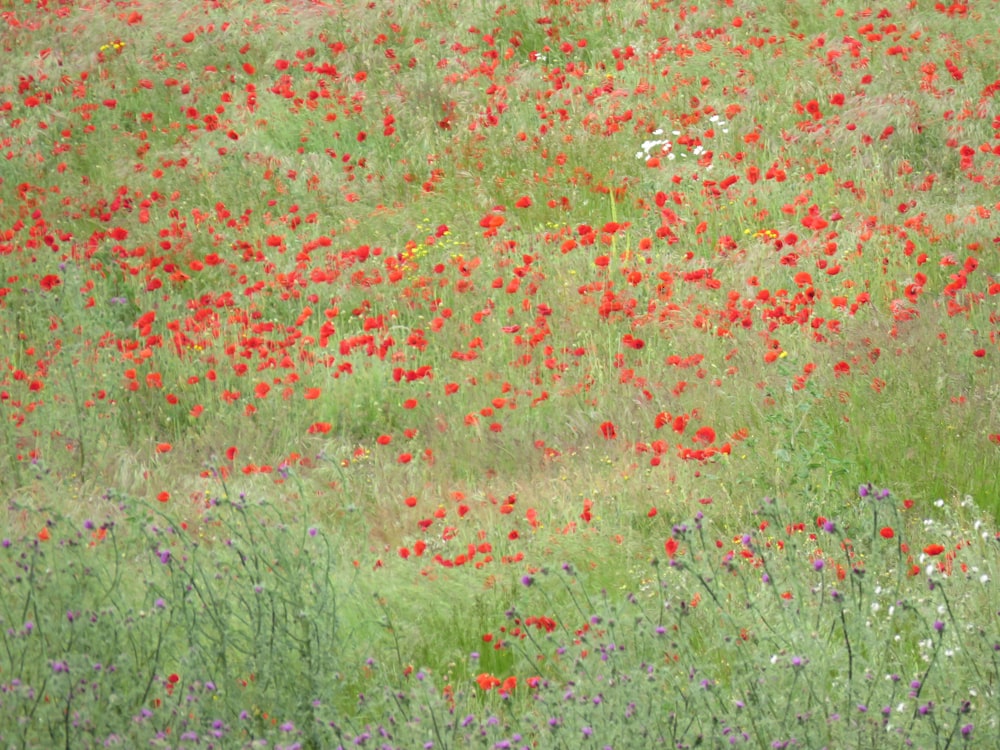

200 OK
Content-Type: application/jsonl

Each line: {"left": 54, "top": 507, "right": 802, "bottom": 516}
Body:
{"left": 1, "top": 0, "right": 998, "bottom": 747}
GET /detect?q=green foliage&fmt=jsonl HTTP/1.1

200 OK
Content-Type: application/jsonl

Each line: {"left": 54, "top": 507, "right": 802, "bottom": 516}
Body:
{"left": 1, "top": 0, "right": 998, "bottom": 746}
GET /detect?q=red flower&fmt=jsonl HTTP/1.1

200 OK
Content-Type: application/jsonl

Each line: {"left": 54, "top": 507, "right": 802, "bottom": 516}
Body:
{"left": 693, "top": 426, "right": 716, "bottom": 444}
{"left": 879, "top": 527, "right": 894, "bottom": 539}
{"left": 476, "top": 673, "right": 501, "bottom": 691}
{"left": 599, "top": 421, "right": 617, "bottom": 440}
{"left": 39, "top": 274, "right": 61, "bottom": 292}
{"left": 923, "top": 544, "right": 945, "bottom": 556}
{"left": 664, "top": 537, "right": 679, "bottom": 558}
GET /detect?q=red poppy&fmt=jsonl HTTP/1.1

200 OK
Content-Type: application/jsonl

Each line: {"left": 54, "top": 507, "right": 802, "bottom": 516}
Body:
{"left": 693, "top": 426, "right": 716, "bottom": 444}
{"left": 880, "top": 527, "right": 894, "bottom": 539}
{"left": 923, "top": 544, "right": 945, "bottom": 556}
{"left": 599, "top": 421, "right": 617, "bottom": 439}
{"left": 476, "top": 673, "right": 501, "bottom": 691}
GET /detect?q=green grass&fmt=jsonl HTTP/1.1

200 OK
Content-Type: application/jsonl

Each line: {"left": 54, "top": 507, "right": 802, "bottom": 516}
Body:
{"left": 1, "top": 0, "right": 998, "bottom": 747}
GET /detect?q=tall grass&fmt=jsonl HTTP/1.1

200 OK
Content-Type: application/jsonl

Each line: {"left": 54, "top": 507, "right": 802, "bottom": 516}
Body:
{"left": 1, "top": 0, "right": 997, "bottom": 746}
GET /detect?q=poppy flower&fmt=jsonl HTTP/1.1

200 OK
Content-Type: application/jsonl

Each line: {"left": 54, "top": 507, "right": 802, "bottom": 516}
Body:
{"left": 475, "top": 673, "right": 501, "bottom": 691}
{"left": 693, "top": 426, "right": 716, "bottom": 444}
{"left": 879, "top": 527, "right": 894, "bottom": 539}
{"left": 599, "top": 421, "right": 617, "bottom": 439}
{"left": 923, "top": 544, "right": 945, "bottom": 556}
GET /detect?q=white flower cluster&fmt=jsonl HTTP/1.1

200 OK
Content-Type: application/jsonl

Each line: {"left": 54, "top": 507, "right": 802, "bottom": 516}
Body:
{"left": 635, "top": 115, "right": 729, "bottom": 167}
{"left": 636, "top": 129, "right": 674, "bottom": 161}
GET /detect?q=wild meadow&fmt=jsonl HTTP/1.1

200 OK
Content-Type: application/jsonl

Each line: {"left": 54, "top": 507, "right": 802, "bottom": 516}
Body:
{"left": 1, "top": 0, "right": 998, "bottom": 747}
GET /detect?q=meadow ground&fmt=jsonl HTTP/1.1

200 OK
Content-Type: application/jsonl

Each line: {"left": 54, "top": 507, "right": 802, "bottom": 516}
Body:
{"left": 0, "top": 0, "right": 998, "bottom": 747}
